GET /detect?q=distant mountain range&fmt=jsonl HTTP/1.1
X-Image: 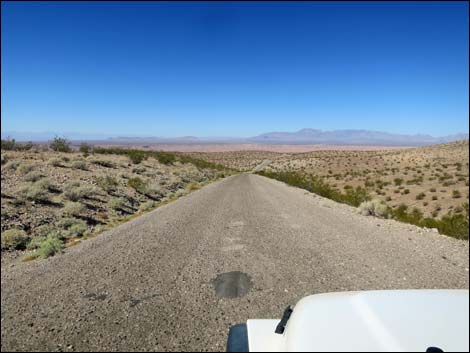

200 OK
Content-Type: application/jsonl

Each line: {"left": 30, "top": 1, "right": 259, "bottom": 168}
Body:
{"left": 2, "top": 128, "right": 468, "bottom": 146}
{"left": 247, "top": 128, "right": 469, "bottom": 146}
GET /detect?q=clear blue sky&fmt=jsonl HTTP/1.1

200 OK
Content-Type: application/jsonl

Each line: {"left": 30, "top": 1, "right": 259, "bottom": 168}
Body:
{"left": 1, "top": 1, "right": 468, "bottom": 138}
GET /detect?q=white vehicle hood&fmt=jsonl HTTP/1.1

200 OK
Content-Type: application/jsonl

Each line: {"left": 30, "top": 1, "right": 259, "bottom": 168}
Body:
{"left": 247, "top": 289, "right": 469, "bottom": 352}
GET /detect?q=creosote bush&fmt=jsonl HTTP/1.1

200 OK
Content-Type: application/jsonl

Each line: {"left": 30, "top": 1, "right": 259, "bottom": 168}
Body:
{"left": 79, "top": 143, "right": 93, "bottom": 156}
{"left": 48, "top": 157, "right": 64, "bottom": 167}
{"left": 91, "top": 158, "right": 116, "bottom": 168}
{"left": 1, "top": 229, "right": 28, "bottom": 250}
{"left": 57, "top": 217, "right": 87, "bottom": 238}
{"left": 63, "top": 181, "right": 95, "bottom": 201}
{"left": 62, "top": 201, "right": 86, "bottom": 217}
{"left": 24, "top": 170, "right": 45, "bottom": 182}
{"left": 71, "top": 159, "right": 88, "bottom": 170}
{"left": 128, "top": 177, "right": 147, "bottom": 193}
{"left": 95, "top": 175, "right": 119, "bottom": 193}
{"left": 49, "top": 136, "right": 71, "bottom": 153}
{"left": 358, "top": 199, "right": 390, "bottom": 218}
{"left": 139, "top": 200, "right": 158, "bottom": 211}
{"left": 108, "top": 197, "right": 127, "bottom": 212}
{"left": 36, "top": 234, "right": 64, "bottom": 258}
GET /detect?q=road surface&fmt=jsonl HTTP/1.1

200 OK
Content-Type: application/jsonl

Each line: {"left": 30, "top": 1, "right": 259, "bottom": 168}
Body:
{"left": 1, "top": 173, "right": 468, "bottom": 351}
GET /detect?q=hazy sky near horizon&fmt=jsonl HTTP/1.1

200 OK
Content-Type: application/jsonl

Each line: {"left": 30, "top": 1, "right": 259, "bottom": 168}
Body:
{"left": 1, "top": 1, "right": 469, "bottom": 138}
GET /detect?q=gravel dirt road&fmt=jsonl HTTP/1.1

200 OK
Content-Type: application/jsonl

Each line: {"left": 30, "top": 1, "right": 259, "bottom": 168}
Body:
{"left": 1, "top": 173, "right": 468, "bottom": 351}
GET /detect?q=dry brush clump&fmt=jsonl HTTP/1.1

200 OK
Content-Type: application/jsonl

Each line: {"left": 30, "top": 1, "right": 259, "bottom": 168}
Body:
{"left": 358, "top": 199, "right": 390, "bottom": 218}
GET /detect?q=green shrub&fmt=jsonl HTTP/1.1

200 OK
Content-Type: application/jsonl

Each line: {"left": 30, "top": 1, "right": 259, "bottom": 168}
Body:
{"left": 358, "top": 199, "right": 390, "bottom": 218}
{"left": 34, "top": 224, "right": 57, "bottom": 238}
{"left": 62, "top": 201, "right": 86, "bottom": 217}
{"left": 49, "top": 136, "right": 71, "bottom": 152}
{"left": 96, "top": 175, "right": 119, "bottom": 193}
{"left": 17, "top": 163, "right": 35, "bottom": 174}
{"left": 128, "top": 150, "right": 147, "bottom": 164}
{"left": 452, "top": 190, "right": 462, "bottom": 199}
{"left": 341, "top": 187, "right": 370, "bottom": 207}
{"left": 26, "top": 236, "right": 47, "bottom": 250}
{"left": 1, "top": 229, "right": 28, "bottom": 250}
{"left": 416, "top": 192, "right": 426, "bottom": 200}
{"left": 435, "top": 213, "right": 468, "bottom": 240}
{"left": 35, "top": 178, "right": 58, "bottom": 192}
{"left": 63, "top": 181, "right": 95, "bottom": 201}
{"left": 24, "top": 171, "right": 45, "bottom": 182}
{"left": 17, "top": 181, "right": 51, "bottom": 203}
{"left": 128, "top": 177, "right": 147, "bottom": 193}
{"left": 57, "top": 217, "right": 87, "bottom": 238}
{"left": 36, "top": 234, "right": 64, "bottom": 258}
{"left": 108, "top": 197, "right": 127, "bottom": 211}
{"left": 15, "top": 141, "right": 33, "bottom": 151}
{"left": 257, "top": 170, "right": 370, "bottom": 207}
{"left": 68, "top": 223, "right": 87, "bottom": 237}
{"left": 91, "top": 158, "right": 116, "bottom": 168}
{"left": 71, "top": 159, "right": 88, "bottom": 170}
{"left": 1, "top": 138, "right": 16, "bottom": 151}
{"left": 139, "top": 200, "right": 158, "bottom": 211}
{"left": 48, "top": 157, "right": 64, "bottom": 167}
{"left": 79, "top": 143, "right": 92, "bottom": 156}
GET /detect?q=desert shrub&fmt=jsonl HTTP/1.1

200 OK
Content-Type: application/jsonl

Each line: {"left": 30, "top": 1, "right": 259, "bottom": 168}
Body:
{"left": 132, "top": 165, "right": 147, "bottom": 174}
{"left": 403, "top": 189, "right": 410, "bottom": 194}
{"left": 79, "top": 143, "right": 92, "bottom": 156}
{"left": 430, "top": 188, "right": 436, "bottom": 192}
{"left": 452, "top": 190, "right": 462, "bottom": 199}
{"left": 154, "top": 152, "right": 176, "bottom": 165}
{"left": 49, "top": 136, "right": 71, "bottom": 152}
{"left": 15, "top": 142, "right": 34, "bottom": 151}
{"left": 91, "top": 158, "right": 116, "bottom": 168}
{"left": 416, "top": 192, "right": 426, "bottom": 200}
{"left": 341, "top": 187, "right": 370, "bottom": 207}
{"left": 143, "top": 184, "right": 163, "bottom": 200}
{"left": 139, "top": 200, "right": 158, "bottom": 211}
{"left": 128, "top": 177, "right": 147, "bottom": 193}
{"left": 48, "top": 157, "right": 64, "bottom": 167}
{"left": 186, "top": 182, "right": 201, "bottom": 192}
{"left": 4, "top": 160, "right": 20, "bottom": 171}
{"left": 17, "top": 163, "right": 35, "bottom": 174}
{"left": 35, "top": 224, "right": 57, "bottom": 238}
{"left": 128, "top": 150, "right": 147, "bottom": 164}
{"left": 36, "top": 234, "right": 64, "bottom": 258}
{"left": 435, "top": 213, "right": 468, "bottom": 240}
{"left": 1, "top": 229, "right": 28, "bottom": 250}
{"left": 1, "top": 138, "right": 16, "bottom": 151}
{"left": 1, "top": 154, "right": 8, "bottom": 165}
{"left": 62, "top": 201, "right": 86, "bottom": 217}
{"left": 17, "top": 181, "right": 50, "bottom": 203}
{"left": 24, "top": 170, "right": 45, "bottom": 182}
{"left": 96, "top": 175, "right": 119, "bottom": 193}
{"left": 35, "top": 178, "right": 58, "bottom": 192}
{"left": 68, "top": 222, "right": 87, "bottom": 237}
{"left": 432, "top": 195, "right": 438, "bottom": 201}
{"left": 63, "top": 181, "right": 95, "bottom": 201}
{"left": 26, "top": 236, "right": 47, "bottom": 250}
{"left": 57, "top": 217, "right": 87, "bottom": 238}
{"left": 358, "top": 199, "right": 390, "bottom": 218}
{"left": 71, "top": 159, "right": 88, "bottom": 170}
{"left": 108, "top": 197, "right": 127, "bottom": 211}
